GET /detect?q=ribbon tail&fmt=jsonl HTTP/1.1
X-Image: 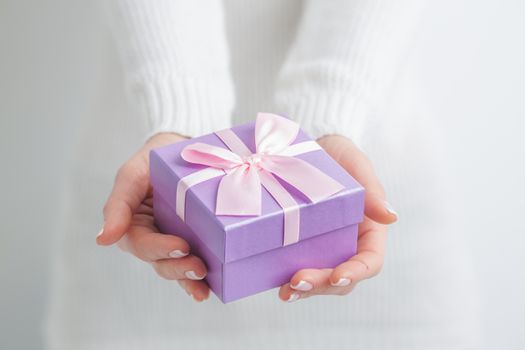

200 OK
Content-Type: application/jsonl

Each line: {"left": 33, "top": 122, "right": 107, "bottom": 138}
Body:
{"left": 216, "top": 165, "right": 262, "bottom": 216}
{"left": 258, "top": 170, "right": 301, "bottom": 246}
{"left": 263, "top": 155, "right": 345, "bottom": 203}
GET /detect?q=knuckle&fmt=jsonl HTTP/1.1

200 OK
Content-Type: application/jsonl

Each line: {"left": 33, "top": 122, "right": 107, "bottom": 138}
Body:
{"left": 369, "top": 257, "right": 384, "bottom": 277}
{"left": 152, "top": 262, "right": 173, "bottom": 280}
{"left": 352, "top": 251, "right": 384, "bottom": 278}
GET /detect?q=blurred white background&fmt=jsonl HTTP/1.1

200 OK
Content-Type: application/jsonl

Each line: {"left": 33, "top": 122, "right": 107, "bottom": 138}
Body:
{"left": 1, "top": 0, "right": 524, "bottom": 349}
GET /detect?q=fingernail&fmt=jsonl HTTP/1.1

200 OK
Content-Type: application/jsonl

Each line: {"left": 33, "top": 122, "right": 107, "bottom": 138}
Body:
{"left": 185, "top": 270, "right": 204, "bottom": 280}
{"left": 331, "top": 278, "right": 351, "bottom": 287}
{"left": 286, "top": 293, "right": 300, "bottom": 303}
{"left": 97, "top": 228, "right": 104, "bottom": 238}
{"left": 291, "top": 280, "right": 313, "bottom": 291}
{"left": 384, "top": 201, "right": 398, "bottom": 217}
{"left": 169, "top": 250, "right": 188, "bottom": 258}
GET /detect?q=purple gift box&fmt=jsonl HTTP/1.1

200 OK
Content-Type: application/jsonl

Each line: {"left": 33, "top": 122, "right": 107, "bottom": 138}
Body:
{"left": 150, "top": 115, "right": 365, "bottom": 303}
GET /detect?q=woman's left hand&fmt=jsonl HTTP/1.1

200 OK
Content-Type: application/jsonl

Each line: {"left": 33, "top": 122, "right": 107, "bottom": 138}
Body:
{"left": 279, "top": 135, "right": 398, "bottom": 302}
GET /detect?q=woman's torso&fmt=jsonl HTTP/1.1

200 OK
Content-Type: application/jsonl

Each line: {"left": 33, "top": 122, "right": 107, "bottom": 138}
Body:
{"left": 45, "top": 2, "right": 480, "bottom": 349}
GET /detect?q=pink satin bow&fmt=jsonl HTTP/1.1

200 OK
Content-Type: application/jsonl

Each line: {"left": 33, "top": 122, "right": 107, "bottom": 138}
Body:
{"left": 181, "top": 113, "right": 344, "bottom": 224}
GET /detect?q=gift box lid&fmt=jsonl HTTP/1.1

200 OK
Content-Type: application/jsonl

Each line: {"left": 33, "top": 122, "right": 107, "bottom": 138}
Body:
{"left": 150, "top": 118, "right": 365, "bottom": 264}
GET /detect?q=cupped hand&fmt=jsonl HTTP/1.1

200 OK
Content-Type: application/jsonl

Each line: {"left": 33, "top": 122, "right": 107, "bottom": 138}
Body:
{"left": 279, "top": 134, "right": 398, "bottom": 302}
{"left": 96, "top": 132, "right": 210, "bottom": 302}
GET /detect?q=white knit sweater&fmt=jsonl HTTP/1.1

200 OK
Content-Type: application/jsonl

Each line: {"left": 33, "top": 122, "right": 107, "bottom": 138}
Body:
{"left": 45, "top": 1, "right": 481, "bottom": 349}
{"left": 108, "top": 0, "right": 421, "bottom": 143}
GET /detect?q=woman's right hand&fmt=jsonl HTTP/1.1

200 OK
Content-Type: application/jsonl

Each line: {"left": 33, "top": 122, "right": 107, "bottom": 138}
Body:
{"left": 96, "top": 132, "right": 210, "bottom": 302}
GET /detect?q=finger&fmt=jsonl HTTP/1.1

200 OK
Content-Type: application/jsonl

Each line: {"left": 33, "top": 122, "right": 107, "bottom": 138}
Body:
{"left": 289, "top": 268, "right": 331, "bottom": 292}
{"left": 117, "top": 226, "right": 190, "bottom": 262}
{"left": 278, "top": 283, "right": 299, "bottom": 302}
{"left": 178, "top": 280, "right": 210, "bottom": 302}
{"left": 98, "top": 159, "right": 150, "bottom": 245}
{"left": 279, "top": 268, "right": 332, "bottom": 302}
{"left": 152, "top": 255, "right": 207, "bottom": 281}
{"left": 330, "top": 221, "right": 387, "bottom": 286}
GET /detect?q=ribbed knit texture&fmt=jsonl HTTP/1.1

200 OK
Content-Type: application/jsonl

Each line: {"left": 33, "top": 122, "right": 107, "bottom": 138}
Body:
{"left": 107, "top": 0, "right": 235, "bottom": 137}
{"left": 109, "top": 0, "right": 422, "bottom": 143}
{"left": 274, "top": 0, "right": 423, "bottom": 143}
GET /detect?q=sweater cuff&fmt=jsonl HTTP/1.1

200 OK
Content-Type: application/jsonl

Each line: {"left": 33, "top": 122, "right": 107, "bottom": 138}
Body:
{"left": 274, "top": 91, "right": 373, "bottom": 147}
{"left": 129, "top": 72, "right": 234, "bottom": 139}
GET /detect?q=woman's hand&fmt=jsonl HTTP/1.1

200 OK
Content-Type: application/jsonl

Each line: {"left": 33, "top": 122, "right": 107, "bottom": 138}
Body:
{"left": 96, "top": 133, "right": 211, "bottom": 302}
{"left": 279, "top": 135, "right": 398, "bottom": 302}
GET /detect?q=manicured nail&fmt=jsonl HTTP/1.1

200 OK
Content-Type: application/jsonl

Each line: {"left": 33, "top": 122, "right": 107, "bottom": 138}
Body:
{"left": 291, "top": 280, "right": 313, "bottom": 291}
{"left": 169, "top": 250, "right": 188, "bottom": 258}
{"left": 331, "top": 278, "right": 351, "bottom": 287}
{"left": 97, "top": 228, "right": 104, "bottom": 238}
{"left": 384, "top": 201, "right": 398, "bottom": 217}
{"left": 185, "top": 270, "right": 204, "bottom": 280}
{"left": 287, "top": 293, "right": 300, "bottom": 303}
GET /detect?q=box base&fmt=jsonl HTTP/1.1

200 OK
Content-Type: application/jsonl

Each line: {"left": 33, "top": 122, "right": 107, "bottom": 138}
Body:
{"left": 154, "top": 192, "right": 358, "bottom": 303}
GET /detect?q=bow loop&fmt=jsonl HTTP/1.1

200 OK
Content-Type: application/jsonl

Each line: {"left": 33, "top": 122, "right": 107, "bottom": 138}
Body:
{"left": 181, "top": 142, "right": 243, "bottom": 169}
{"left": 255, "top": 113, "right": 299, "bottom": 154}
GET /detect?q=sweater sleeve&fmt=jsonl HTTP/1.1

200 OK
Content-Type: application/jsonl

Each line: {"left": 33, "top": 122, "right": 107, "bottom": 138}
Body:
{"left": 107, "top": 0, "right": 234, "bottom": 137}
{"left": 273, "top": 0, "right": 422, "bottom": 144}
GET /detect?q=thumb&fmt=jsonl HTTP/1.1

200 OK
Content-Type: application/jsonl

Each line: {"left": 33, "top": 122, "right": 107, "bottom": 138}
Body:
{"left": 364, "top": 191, "right": 398, "bottom": 225}
{"left": 323, "top": 136, "right": 398, "bottom": 225}
{"left": 97, "top": 158, "right": 150, "bottom": 246}
{"left": 349, "top": 158, "right": 398, "bottom": 224}
{"left": 345, "top": 154, "right": 398, "bottom": 224}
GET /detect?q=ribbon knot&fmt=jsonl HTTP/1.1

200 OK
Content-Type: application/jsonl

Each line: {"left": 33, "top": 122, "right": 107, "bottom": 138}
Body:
{"left": 178, "top": 113, "right": 345, "bottom": 245}
{"left": 242, "top": 154, "right": 263, "bottom": 168}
